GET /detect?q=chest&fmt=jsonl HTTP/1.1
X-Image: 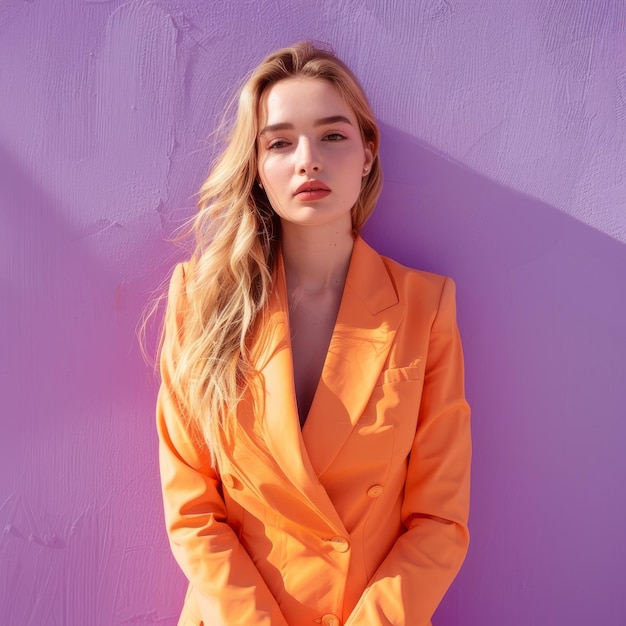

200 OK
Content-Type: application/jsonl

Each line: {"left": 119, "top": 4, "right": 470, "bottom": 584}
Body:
{"left": 288, "top": 288, "right": 343, "bottom": 426}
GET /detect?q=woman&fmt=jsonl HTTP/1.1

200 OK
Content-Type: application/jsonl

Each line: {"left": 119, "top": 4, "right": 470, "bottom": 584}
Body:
{"left": 157, "top": 42, "right": 471, "bottom": 626}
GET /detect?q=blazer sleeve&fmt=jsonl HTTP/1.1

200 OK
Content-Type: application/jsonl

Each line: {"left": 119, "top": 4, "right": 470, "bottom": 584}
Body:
{"left": 345, "top": 277, "right": 471, "bottom": 626}
{"left": 156, "top": 263, "right": 289, "bottom": 626}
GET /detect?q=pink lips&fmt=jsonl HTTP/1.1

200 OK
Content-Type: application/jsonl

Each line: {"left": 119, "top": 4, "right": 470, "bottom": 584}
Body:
{"left": 294, "top": 180, "right": 331, "bottom": 201}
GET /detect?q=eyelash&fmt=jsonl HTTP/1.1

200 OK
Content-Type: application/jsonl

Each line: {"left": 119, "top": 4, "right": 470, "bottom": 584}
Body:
{"left": 267, "top": 133, "right": 347, "bottom": 150}
{"left": 323, "top": 132, "right": 346, "bottom": 142}
{"left": 267, "top": 140, "right": 289, "bottom": 150}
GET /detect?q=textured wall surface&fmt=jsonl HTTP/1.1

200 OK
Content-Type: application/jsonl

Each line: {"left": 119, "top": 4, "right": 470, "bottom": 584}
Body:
{"left": 1, "top": 1, "right": 625, "bottom": 624}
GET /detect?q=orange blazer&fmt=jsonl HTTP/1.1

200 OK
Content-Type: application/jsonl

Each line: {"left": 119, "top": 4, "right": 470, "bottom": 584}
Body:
{"left": 157, "top": 236, "right": 471, "bottom": 626}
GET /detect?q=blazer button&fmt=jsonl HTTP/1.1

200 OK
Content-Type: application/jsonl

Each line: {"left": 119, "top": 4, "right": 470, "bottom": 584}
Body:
{"left": 222, "top": 474, "right": 235, "bottom": 489}
{"left": 329, "top": 536, "right": 350, "bottom": 553}
{"left": 367, "top": 485, "right": 384, "bottom": 498}
{"left": 321, "top": 613, "right": 341, "bottom": 626}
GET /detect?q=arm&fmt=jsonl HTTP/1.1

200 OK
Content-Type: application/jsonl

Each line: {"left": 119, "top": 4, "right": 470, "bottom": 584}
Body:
{"left": 346, "top": 277, "right": 471, "bottom": 626}
{"left": 157, "top": 264, "right": 288, "bottom": 626}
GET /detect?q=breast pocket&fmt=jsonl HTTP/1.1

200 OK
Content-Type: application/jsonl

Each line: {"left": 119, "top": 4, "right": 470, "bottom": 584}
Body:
{"left": 357, "top": 364, "right": 424, "bottom": 454}
{"left": 375, "top": 364, "right": 422, "bottom": 386}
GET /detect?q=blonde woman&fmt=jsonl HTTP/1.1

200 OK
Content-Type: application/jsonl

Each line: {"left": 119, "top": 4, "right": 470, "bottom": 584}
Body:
{"left": 157, "top": 42, "right": 471, "bottom": 626}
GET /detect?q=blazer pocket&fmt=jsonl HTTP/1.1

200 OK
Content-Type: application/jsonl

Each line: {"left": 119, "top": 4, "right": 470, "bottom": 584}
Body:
{"left": 376, "top": 363, "right": 422, "bottom": 386}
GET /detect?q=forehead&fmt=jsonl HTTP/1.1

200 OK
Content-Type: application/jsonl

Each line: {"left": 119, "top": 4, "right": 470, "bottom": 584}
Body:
{"left": 258, "top": 77, "right": 357, "bottom": 127}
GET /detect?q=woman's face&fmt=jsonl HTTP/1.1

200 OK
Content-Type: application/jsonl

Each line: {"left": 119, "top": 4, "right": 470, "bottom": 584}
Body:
{"left": 257, "top": 77, "right": 373, "bottom": 232}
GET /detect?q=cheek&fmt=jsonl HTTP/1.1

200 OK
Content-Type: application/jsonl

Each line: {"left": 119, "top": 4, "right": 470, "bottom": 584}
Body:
{"left": 344, "top": 179, "right": 364, "bottom": 209}
{"left": 259, "top": 158, "right": 286, "bottom": 190}
{"left": 341, "top": 161, "right": 366, "bottom": 201}
{"left": 258, "top": 162, "right": 289, "bottom": 214}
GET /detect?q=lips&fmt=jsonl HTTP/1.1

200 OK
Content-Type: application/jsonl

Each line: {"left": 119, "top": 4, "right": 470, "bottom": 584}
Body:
{"left": 294, "top": 180, "right": 331, "bottom": 196}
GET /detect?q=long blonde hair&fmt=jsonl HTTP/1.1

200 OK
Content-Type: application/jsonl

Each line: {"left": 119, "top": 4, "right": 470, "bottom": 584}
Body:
{"left": 167, "top": 41, "right": 383, "bottom": 466}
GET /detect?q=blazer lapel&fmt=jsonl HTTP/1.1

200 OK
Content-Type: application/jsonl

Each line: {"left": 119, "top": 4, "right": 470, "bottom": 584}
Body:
{"left": 251, "top": 254, "right": 346, "bottom": 533}
{"left": 251, "top": 237, "right": 404, "bottom": 529}
{"left": 302, "top": 237, "right": 405, "bottom": 478}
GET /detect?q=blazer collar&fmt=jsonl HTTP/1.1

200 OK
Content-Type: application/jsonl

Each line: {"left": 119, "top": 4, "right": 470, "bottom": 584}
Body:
{"left": 251, "top": 236, "right": 405, "bottom": 530}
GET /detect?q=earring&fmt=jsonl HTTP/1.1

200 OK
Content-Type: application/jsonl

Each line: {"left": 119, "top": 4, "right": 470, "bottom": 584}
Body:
{"left": 363, "top": 167, "right": 369, "bottom": 176}
{"left": 258, "top": 181, "right": 264, "bottom": 189}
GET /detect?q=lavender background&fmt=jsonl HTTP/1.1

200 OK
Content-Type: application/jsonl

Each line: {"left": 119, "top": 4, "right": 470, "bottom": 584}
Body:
{"left": 1, "top": 1, "right": 625, "bottom": 624}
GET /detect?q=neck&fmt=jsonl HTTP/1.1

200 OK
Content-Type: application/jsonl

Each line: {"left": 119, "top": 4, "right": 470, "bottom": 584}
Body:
{"left": 280, "top": 222, "right": 355, "bottom": 293}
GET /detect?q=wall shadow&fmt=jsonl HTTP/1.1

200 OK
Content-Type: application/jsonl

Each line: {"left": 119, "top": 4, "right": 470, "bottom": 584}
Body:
{"left": 362, "top": 124, "right": 626, "bottom": 625}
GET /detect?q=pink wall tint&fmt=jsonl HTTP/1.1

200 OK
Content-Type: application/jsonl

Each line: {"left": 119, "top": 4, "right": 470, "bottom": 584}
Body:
{"left": 1, "top": 1, "right": 624, "bottom": 625}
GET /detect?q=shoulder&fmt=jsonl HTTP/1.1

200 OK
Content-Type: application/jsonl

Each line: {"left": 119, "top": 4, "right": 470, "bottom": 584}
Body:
{"left": 384, "top": 257, "right": 458, "bottom": 329}
{"left": 356, "top": 237, "right": 455, "bottom": 309}
{"left": 381, "top": 254, "right": 450, "bottom": 290}
{"left": 162, "top": 260, "right": 194, "bottom": 345}
{"left": 165, "top": 260, "right": 196, "bottom": 311}
{"left": 167, "top": 260, "right": 190, "bottom": 294}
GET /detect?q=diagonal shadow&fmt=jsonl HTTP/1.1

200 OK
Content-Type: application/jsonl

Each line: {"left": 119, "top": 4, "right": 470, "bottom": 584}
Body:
{"left": 363, "top": 123, "right": 626, "bottom": 626}
{"left": 0, "top": 144, "right": 120, "bottom": 435}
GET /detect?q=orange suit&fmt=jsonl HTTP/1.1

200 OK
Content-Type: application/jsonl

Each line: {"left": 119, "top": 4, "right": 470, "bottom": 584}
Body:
{"left": 157, "top": 236, "right": 471, "bottom": 626}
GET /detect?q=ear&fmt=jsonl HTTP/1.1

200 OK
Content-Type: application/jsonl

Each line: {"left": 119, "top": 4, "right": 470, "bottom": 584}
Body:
{"left": 363, "top": 141, "right": 374, "bottom": 173}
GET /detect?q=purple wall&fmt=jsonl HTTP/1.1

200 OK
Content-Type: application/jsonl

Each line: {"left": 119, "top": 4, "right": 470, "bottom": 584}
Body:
{"left": 1, "top": 1, "right": 624, "bottom": 624}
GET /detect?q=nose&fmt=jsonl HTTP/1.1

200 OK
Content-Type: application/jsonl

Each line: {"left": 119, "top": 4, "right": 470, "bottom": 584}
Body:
{"left": 295, "top": 137, "right": 321, "bottom": 175}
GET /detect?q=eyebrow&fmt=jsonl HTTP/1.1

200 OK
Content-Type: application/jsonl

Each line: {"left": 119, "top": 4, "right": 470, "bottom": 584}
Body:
{"left": 259, "top": 115, "right": 353, "bottom": 136}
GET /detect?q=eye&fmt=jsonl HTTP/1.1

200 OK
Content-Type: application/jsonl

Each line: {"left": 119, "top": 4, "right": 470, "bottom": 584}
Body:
{"left": 267, "top": 139, "right": 290, "bottom": 150}
{"left": 323, "top": 132, "right": 347, "bottom": 142}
